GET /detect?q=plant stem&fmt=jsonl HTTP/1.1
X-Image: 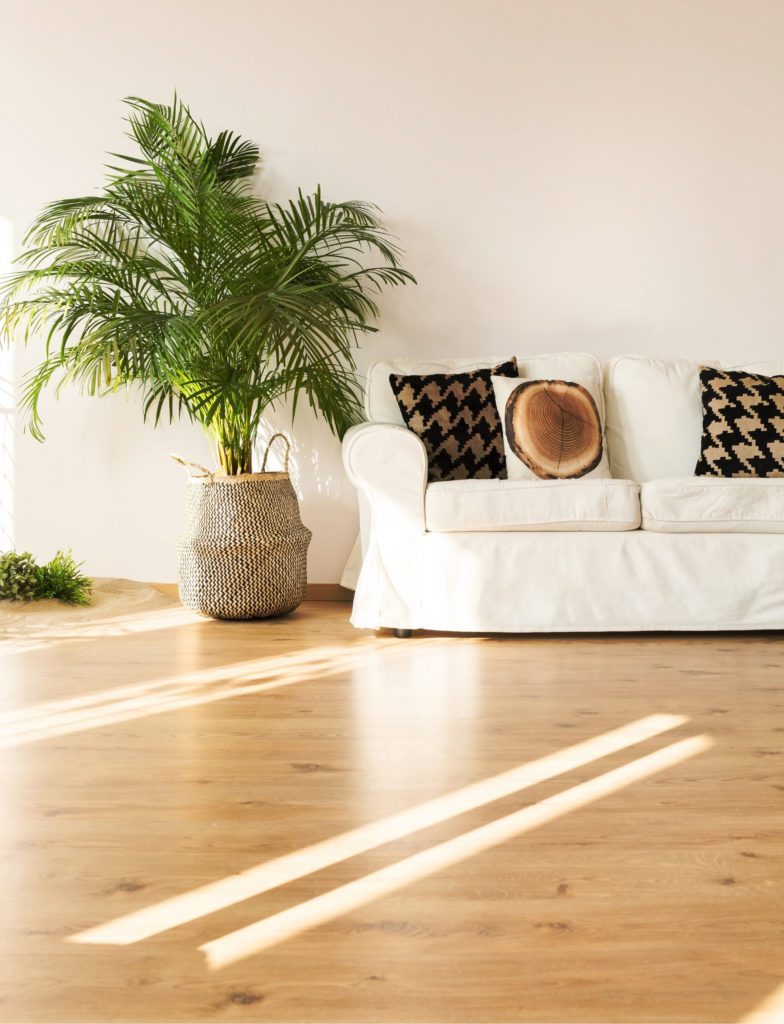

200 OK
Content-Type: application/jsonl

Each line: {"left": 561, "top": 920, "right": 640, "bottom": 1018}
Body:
{"left": 217, "top": 442, "right": 253, "bottom": 475}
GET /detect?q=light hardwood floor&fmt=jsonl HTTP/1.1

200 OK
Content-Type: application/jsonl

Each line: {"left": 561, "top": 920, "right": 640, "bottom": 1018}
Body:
{"left": 1, "top": 598, "right": 783, "bottom": 1023}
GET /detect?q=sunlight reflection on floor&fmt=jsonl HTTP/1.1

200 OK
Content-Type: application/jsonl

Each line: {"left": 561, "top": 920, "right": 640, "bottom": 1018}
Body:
{"left": 0, "top": 600, "right": 198, "bottom": 656}
{"left": 741, "top": 980, "right": 784, "bottom": 1023}
{"left": 71, "top": 714, "right": 694, "bottom": 950}
{"left": 0, "top": 636, "right": 466, "bottom": 747}
{"left": 200, "top": 734, "right": 712, "bottom": 968}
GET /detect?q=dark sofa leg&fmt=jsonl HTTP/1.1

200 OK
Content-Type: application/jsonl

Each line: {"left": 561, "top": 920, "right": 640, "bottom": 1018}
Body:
{"left": 393, "top": 628, "right": 412, "bottom": 638}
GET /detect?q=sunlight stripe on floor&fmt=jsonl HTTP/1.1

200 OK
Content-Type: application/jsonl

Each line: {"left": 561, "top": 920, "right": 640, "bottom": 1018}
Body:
{"left": 69, "top": 714, "right": 687, "bottom": 947}
{"left": 740, "top": 980, "right": 784, "bottom": 1022}
{"left": 2, "top": 639, "right": 450, "bottom": 747}
{"left": 200, "top": 734, "right": 712, "bottom": 968}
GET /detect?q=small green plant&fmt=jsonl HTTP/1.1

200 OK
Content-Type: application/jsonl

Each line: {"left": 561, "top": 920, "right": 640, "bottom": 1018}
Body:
{"left": 0, "top": 551, "right": 40, "bottom": 601}
{"left": 36, "top": 550, "right": 93, "bottom": 605}
{"left": 0, "top": 550, "right": 93, "bottom": 605}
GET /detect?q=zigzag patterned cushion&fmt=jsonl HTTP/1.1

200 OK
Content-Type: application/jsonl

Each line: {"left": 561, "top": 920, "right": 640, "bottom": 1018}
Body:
{"left": 695, "top": 366, "right": 784, "bottom": 477}
{"left": 389, "top": 359, "right": 518, "bottom": 481}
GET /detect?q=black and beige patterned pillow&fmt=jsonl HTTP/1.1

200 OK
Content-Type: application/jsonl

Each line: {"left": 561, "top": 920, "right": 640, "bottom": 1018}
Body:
{"left": 389, "top": 359, "right": 518, "bottom": 481}
{"left": 695, "top": 366, "right": 784, "bottom": 477}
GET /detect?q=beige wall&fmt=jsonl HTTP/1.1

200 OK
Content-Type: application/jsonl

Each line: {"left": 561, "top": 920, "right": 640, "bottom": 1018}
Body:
{"left": 2, "top": 0, "right": 784, "bottom": 581}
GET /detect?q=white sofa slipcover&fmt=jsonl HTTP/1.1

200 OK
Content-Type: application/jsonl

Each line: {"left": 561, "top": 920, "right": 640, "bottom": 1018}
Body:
{"left": 343, "top": 353, "right": 784, "bottom": 633}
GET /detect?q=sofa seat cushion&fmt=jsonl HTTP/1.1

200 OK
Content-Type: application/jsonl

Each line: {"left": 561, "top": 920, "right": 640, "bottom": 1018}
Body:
{"left": 425, "top": 478, "right": 640, "bottom": 532}
{"left": 641, "top": 477, "right": 784, "bottom": 533}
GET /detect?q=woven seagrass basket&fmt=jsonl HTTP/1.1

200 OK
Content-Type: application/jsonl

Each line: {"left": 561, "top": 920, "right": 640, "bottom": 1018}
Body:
{"left": 174, "top": 435, "right": 311, "bottom": 620}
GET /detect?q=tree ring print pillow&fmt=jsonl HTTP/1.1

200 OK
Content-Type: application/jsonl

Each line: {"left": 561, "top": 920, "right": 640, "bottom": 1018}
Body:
{"left": 492, "top": 375, "right": 610, "bottom": 480}
{"left": 695, "top": 366, "right": 784, "bottom": 477}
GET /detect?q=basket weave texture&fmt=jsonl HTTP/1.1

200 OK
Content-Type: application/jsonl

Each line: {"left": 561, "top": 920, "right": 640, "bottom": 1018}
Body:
{"left": 175, "top": 436, "right": 311, "bottom": 620}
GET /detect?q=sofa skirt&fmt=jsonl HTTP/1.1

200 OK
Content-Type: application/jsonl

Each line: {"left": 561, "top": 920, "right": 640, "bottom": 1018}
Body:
{"left": 350, "top": 529, "right": 784, "bottom": 633}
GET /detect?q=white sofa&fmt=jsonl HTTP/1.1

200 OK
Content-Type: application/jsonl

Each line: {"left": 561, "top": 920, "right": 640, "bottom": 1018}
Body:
{"left": 342, "top": 353, "right": 784, "bottom": 634}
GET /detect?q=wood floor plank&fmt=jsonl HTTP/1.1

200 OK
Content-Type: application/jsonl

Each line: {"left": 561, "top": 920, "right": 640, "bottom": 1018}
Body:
{"left": 0, "top": 601, "right": 782, "bottom": 1022}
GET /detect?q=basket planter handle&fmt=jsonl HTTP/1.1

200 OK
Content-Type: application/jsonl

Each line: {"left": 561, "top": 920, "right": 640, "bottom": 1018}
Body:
{"left": 170, "top": 454, "right": 215, "bottom": 480}
{"left": 171, "top": 436, "right": 290, "bottom": 479}
{"left": 261, "top": 433, "right": 291, "bottom": 473}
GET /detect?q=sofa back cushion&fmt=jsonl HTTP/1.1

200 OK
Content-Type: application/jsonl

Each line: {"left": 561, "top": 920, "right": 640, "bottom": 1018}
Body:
{"left": 605, "top": 355, "right": 784, "bottom": 482}
{"left": 367, "top": 352, "right": 603, "bottom": 424}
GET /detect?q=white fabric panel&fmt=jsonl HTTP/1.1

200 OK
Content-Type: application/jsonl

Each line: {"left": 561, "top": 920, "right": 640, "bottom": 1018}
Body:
{"left": 339, "top": 533, "right": 364, "bottom": 589}
{"left": 342, "top": 422, "right": 427, "bottom": 627}
{"left": 642, "top": 477, "right": 784, "bottom": 533}
{"left": 366, "top": 352, "right": 604, "bottom": 425}
{"left": 492, "top": 373, "right": 611, "bottom": 481}
{"left": 348, "top": 529, "right": 784, "bottom": 632}
{"left": 425, "top": 478, "right": 639, "bottom": 532}
{"left": 605, "top": 354, "right": 784, "bottom": 482}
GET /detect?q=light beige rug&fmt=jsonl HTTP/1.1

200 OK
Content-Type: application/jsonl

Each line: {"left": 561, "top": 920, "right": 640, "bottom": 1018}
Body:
{"left": 0, "top": 578, "right": 180, "bottom": 645}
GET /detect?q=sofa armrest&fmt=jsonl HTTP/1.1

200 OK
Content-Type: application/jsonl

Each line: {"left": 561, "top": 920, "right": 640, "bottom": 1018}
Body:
{"left": 342, "top": 422, "right": 427, "bottom": 532}
{"left": 342, "top": 422, "right": 427, "bottom": 629}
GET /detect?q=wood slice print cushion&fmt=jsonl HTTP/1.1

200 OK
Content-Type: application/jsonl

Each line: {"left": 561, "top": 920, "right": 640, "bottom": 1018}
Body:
{"left": 502, "top": 378, "right": 604, "bottom": 479}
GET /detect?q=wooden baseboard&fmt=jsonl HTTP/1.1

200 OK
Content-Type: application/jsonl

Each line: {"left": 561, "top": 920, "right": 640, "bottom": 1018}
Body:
{"left": 305, "top": 584, "right": 353, "bottom": 602}
{"left": 152, "top": 582, "right": 352, "bottom": 602}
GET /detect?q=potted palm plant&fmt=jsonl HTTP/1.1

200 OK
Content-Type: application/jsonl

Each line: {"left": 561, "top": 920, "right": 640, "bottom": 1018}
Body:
{"left": 0, "top": 96, "right": 414, "bottom": 618}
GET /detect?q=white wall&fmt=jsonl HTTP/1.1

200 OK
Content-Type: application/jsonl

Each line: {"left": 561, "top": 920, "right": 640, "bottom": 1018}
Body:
{"left": 2, "top": 0, "right": 784, "bottom": 581}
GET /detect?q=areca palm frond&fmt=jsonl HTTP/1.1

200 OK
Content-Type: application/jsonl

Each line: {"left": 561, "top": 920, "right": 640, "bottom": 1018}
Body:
{"left": 0, "top": 95, "right": 415, "bottom": 473}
